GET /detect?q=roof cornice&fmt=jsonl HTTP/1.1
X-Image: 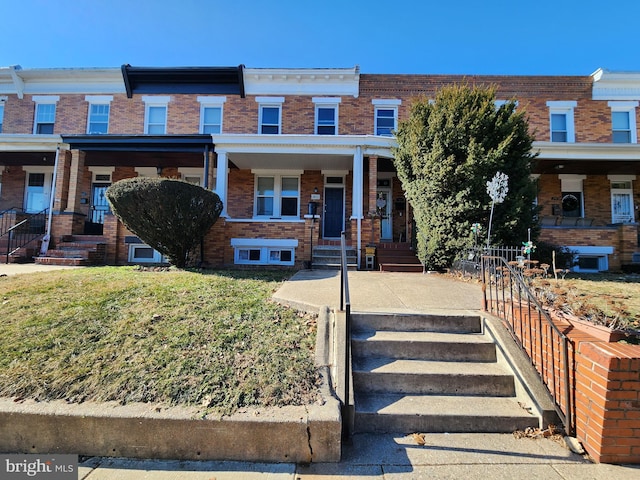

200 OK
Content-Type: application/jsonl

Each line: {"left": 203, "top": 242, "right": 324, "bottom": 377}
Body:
{"left": 243, "top": 67, "right": 360, "bottom": 98}
{"left": 0, "top": 65, "right": 124, "bottom": 97}
{"left": 591, "top": 68, "right": 640, "bottom": 101}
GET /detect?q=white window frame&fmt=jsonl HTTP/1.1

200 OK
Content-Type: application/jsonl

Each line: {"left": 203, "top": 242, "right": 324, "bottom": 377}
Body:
{"left": 313, "top": 97, "right": 341, "bottom": 135}
{"left": 547, "top": 101, "right": 577, "bottom": 143}
{"left": 178, "top": 167, "right": 204, "bottom": 186}
{"left": 568, "top": 246, "right": 613, "bottom": 273}
{"left": 0, "top": 96, "right": 6, "bottom": 133}
{"left": 559, "top": 174, "right": 586, "bottom": 218}
{"left": 372, "top": 99, "right": 401, "bottom": 136}
{"left": 608, "top": 101, "right": 638, "bottom": 144}
{"left": 608, "top": 174, "right": 636, "bottom": 224}
{"left": 198, "top": 96, "right": 226, "bottom": 134}
{"left": 256, "top": 97, "right": 284, "bottom": 134}
{"left": 252, "top": 170, "right": 302, "bottom": 219}
{"left": 231, "top": 238, "right": 297, "bottom": 266}
{"left": 32, "top": 95, "right": 59, "bottom": 135}
{"left": 142, "top": 96, "right": 170, "bottom": 134}
{"left": 128, "top": 244, "right": 167, "bottom": 264}
{"left": 85, "top": 95, "right": 113, "bottom": 134}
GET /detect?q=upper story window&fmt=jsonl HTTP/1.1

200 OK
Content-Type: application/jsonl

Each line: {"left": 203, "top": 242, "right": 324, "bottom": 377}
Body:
{"left": 313, "top": 97, "right": 341, "bottom": 135}
{"left": 0, "top": 99, "right": 5, "bottom": 133}
{"left": 142, "top": 96, "right": 170, "bottom": 134}
{"left": 198, "top": 96, "right": 226, "bottom": 134}
{"left": 256, "top": 97, "right": 284, "bottom": 134}
{"left": 608, "top": 101, "right": 638, "bottom": 144}
{"left": 32, "top": 96, "right": 59, "bottom": 134}
{"left": 253, "top": 171, "right": 301, "bottom": 218}
{"left": 547, "top": 101, "right": 576, "bottom": 143}
{"left": 85, "top": 96, "right": 113, "bottom": 134}
{"left": 373, "top": 99, "right": 401, "bottom": 136}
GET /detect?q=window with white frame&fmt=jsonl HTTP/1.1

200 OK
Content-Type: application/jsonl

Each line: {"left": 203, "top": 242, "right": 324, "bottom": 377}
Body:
{"left": 33, "top": 96, "right": 59, "bottom": 134}
{"left": 373, "top": 99, "right": 401, "bottom": 136}
{"left": 608, "top": 101, "right": 638, "bottom": 144}
{"left": 178, "top": 167, "right": 204, "bottom": 186}
{"left": 231, "top": 238, "right": 297, "bottom": 266}
{"left": 559, "top": 174, "right": 586, "bottom": 218}
{"left": 85, "top": 96, "right": 113, "bottom": 134}
{"left": 256, "top": 97, "right": 284, "bottom": 134}
{"left": 547, "top": 101, "right": 576, "bottom": 143}
{"left": 609, "top": 175, "right": 636, "bottom": 223}
{"left": 313, "top": 97, "right": 340, "bottom": 135}
{"left": 142, "top": 96, "right": 170, "bottom": 134}
{"left": 254, "top": 172, "right": 300, "bottom": 218}
{"left": 128, "top": 244, "right": 167, "bottom": 264}
{"left": 198, "top": 96, "right": 226, "bottom": 134}
{"left": 0, "top": 98, "right": 5, "bottom": 133}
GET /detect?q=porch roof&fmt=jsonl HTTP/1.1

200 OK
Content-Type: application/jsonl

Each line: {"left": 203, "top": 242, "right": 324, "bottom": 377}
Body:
{"left": 61, "top": 134, "right": 214, "bottom": 153}
{"left": 533, "top": 142, "right": 640, "bottom": 175}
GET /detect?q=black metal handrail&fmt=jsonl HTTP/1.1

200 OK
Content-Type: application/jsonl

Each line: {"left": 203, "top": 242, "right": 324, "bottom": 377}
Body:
{"left": 339, "top": 231, "right": 352, "bottom": 439}
{"left": 1, "top": 209, "right": 48, "bottom": 263}
{"left": 0, "top": 207, "right": 23, "bottom": 237}
{"left": 481, "top": 255, "right": 573, "bottom": 435}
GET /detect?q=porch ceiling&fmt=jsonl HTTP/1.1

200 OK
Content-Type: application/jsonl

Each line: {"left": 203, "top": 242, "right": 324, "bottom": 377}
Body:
{"left": 0, "top": 151, "right": 56, "bottom": 167}
{"left": 226, "top": 151, "right": 353, "bottom": 171}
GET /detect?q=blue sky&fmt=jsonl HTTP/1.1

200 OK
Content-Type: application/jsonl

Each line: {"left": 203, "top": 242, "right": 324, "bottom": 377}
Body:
{"left": 3, "top": 0, "right": 639, "bottom": 75}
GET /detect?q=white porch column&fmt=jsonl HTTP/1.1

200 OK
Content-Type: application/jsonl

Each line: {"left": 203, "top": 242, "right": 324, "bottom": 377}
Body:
{"left": 215, "top": 150, "right": 229, "bottom": 218}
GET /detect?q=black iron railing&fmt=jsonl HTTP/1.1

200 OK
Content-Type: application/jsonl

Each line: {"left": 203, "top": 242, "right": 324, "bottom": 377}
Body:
{"left": 339, "top": 231, "right": 352, "bottom": 439}
{"left": 0, "top": 207, "right": 22, "bottom": 237}
{"left": 481, "top": 255, "right": 573, "bottom": 435}
{"left": 1, "top": 209, "right": 48, "bottom": 263}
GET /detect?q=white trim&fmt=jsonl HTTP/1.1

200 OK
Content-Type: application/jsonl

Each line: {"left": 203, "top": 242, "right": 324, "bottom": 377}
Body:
{"left": 312, "top": 97, "right": 342, "bottom": 104}
{"left": 255, "top": 96, "right": 285, "bottom": 104}
{"left": 22, "top": 165, "right": 54, "bottom": 174}
{"left": 257, "top": 101, "right": 282, "bottom": 134}
{"left": 84, "top": 95, "right": 113, "bottom": 103}
{"left": 608, "top": 174, "right": 637, "bottom": 182}
{"left": 135, "top": 167, "right": 158, "bottom": 177}
{"left": 141, "top": 95, "right": 171, "bottom": 104}
{"left": 567, "top": 245, "right": 613, "bottom": 273}
{"left": 31, "top": 95, "right": 60, "bottom": 103}
{"left": 197, "top": 96, "right": 227, "bottom": 105}
{"left": 128, "top": 244, "right": 167, "bottom": 264}
{"left": 372, "top": 98, "right": 402, "bottom": 106}
{"left": 314, "top": 102, "right": 339, "bottom": 135}
{"left": 231, "top": 238, "right": 298, "bottom": 248}
{"left": 143, "top": 100, "right": 168, "bottom": 135}
{"left": 547, "top": 101, "right": 576, "bottom": 143}
{"left": 253, "top": 172, "right": 301, "bottom": 218}
{"left": 592, "top": 69, "right": 640, "bottom": 101}
{"left": 608, "top": 101, "right": 638, "bottom": 144}
{"left": 88, "top": 166, "right": 114, "bottom": 182}
{"left": 374, "top": 104, "right": 398, "bottom": 137}
{"left": 251, "top": 169, "right": 304, "bottom": 175}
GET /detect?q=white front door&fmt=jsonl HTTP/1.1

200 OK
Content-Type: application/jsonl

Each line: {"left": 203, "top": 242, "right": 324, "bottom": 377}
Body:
{"left": 24, "top": 172, "right": 52, "bottom": 213}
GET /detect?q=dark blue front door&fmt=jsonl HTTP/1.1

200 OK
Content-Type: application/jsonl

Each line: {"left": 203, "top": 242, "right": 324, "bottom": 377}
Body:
{"left": 323, "top": 187, "right": 344, "bottom": 238}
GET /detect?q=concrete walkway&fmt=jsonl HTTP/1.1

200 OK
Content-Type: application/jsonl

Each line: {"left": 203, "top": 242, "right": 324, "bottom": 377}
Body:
{"left": 3, "top": 266, "right": 639, "bottom": 478}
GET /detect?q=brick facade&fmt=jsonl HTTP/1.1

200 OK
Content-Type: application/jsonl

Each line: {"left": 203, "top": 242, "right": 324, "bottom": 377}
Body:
{"left": 0, "top": 65, "right": 639, "bottom": 270}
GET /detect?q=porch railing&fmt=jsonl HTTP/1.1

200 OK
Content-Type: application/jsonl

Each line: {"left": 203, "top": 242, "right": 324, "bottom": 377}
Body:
{"left": 453, "top": 245, "right": 523, "bottom": 278}
{"left": 1, "top": 208, "right": 48, "bottom": 263}
{"left": 481, "top": 254, "right": 573, "bottom": 435}
{"left": 0, "top": 207, "right": 23, "bottom": 237}
{"left": 339, "top": 230, "right": 352, "bottom": 439}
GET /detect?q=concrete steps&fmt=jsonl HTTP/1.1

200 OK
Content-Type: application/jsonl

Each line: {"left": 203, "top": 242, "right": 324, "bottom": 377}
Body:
{"left": 312, "top": 245, "right": 357, "bottom": 270}
{"left": 351, "top": 312, "right": 537, "bottom": 434}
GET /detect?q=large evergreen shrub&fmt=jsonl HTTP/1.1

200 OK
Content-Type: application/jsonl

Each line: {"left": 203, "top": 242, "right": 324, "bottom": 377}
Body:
{"left": 106, "top": 177, "right": 223, "bottom": 268}
{"left": 393, "top": 84, "right": 539, "bottom": 270}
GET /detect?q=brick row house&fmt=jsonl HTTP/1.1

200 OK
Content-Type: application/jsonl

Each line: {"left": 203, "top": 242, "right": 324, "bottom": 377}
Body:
{"left": 0, "top": 64, "right": 639, "bottom": 271}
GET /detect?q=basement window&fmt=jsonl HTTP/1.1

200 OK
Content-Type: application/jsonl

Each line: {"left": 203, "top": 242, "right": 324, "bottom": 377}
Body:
{"left": 231, "top": 238, "right": 297, "bottom": 266}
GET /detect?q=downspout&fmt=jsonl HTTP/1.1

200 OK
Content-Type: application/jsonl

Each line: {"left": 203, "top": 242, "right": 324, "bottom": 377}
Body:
{"left": 39, "top": 144, "right": 60, "bottom": 256}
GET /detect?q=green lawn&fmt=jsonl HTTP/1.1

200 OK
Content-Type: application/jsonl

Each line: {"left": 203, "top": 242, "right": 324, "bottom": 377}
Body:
{"left": 0, "top": 267, "right": 319, "bottom": 415}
